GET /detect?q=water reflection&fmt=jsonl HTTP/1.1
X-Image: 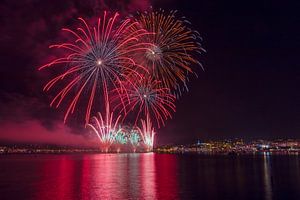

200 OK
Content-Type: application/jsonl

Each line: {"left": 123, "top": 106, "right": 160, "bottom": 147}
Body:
{"left": 263, "top": 153, "right": 273, "bottom": 200}
{"left": 34, "top": 154, "right": 178, "bottom": 200}
{"left": 140, "top": 153, "right": 157, "bottom": 199}
{"left": 155, "top": 154, "right": 179, "bottom": 200}
{"left": 35, "top": 156, "right": 76, "bottom": 199}
{"left": 1, "top": 154, "right": 300, "bottom": 200}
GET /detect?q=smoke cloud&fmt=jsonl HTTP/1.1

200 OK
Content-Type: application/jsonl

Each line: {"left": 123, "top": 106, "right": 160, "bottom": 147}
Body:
{"left": 0, "top": 119, "right": 98, "bottom": 147}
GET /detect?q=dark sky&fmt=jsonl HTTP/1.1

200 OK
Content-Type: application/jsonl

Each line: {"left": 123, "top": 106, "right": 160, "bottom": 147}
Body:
{"left": 0, "top": 0, "right": 299, "bottom": 145}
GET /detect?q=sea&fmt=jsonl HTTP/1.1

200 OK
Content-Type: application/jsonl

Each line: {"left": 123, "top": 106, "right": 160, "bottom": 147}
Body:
{"left": 0, "top": 153, "right": 299, "bottom": 200}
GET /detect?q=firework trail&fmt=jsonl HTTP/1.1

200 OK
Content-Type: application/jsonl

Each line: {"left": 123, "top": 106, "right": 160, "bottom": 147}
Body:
{"left": 39, "top": 12, "right": 151, "bottom": 124}
{"left": 112, "top": 76, "right": 176, "bottom": 128}
{"left": 87, "top": 104, "right": 122, "bottom": 152}
{"left": 131, "top": 10, "right": 204, "bottom": 96}
{"left": 137, "top": 113, "right": 155, "bottom": 151}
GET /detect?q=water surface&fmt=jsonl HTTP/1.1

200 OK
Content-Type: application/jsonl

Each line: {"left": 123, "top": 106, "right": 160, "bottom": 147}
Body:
{"left": 0, "top": 153, "right": 299, "bottom": 200}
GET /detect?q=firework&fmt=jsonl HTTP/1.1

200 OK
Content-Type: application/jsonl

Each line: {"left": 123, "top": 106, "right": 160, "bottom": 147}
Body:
{"left": 128, "top": 129, "right": 141, "bottom": 152}
{"left": 132, "top": 10, "right": 204, "bottom": 95}
{"left": 39, "top": 12, "right": 151, "bottom": 124}
{"left": 112, "top": 76, "right": 176, "bottom": 128}
{"left": 137, "top": 113, "right": 155, "bottom": 151}
{"left": 114, "top": 131, "right": 128, "bottom": 145}
{"left": 128, "top": 129, "right": 140, "bottom": 146}
{"left": 38, "top": 9, "right": 204, "bottom": 153}
{"left": 113, "top": 130, "right": 128, "bottom": 152}
{"left": 87, "top": 104, "right": 122, "bottom": 152}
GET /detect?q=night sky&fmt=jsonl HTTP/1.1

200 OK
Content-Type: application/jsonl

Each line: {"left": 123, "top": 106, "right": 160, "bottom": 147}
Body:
{"left": 0, "top": 0, "right": 299, "bottom": 146}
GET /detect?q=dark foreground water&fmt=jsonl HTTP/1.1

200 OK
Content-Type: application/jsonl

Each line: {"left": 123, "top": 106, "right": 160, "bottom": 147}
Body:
{"left": 0, "top": 153, "right": 300, "bottom": 200}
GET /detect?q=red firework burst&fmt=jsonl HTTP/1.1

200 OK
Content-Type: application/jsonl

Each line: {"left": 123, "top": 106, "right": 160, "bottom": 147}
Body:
{"left": 112, "top": 76, "right": 176, "bottom": 128}
{"left": 39, "top": 12, "right": 151, "bottom": 124}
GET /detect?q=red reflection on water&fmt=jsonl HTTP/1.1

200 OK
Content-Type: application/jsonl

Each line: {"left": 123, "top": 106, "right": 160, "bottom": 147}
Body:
{"left": 34, "top": 154, "right": 178, "bottom": 200}
{"left": 35, "top": 155, "right": 76, "bottom": 199}
{"left": 79, "top": 156, "right": 91, "bottom": 200}
{"left": 89, "top": 154, "right": 127, "bottom": 199}
{"left": 155, "top": 154, "right": 179, "bottom": 200}
{"left": 140, "top": 153, "right": 157, "bottom": 199}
